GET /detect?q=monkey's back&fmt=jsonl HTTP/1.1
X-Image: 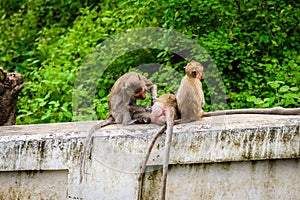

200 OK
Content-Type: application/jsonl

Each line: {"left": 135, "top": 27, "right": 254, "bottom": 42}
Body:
{"left": 176, "top": 76, "right": 205, "bottom": 122}
{"left": 108, "top": 72, "right": 148, "bottom": 124}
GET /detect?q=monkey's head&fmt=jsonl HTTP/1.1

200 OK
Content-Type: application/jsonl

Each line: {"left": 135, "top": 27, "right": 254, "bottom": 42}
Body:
{"left": 133, "top": 86, "right": 147, "bottom": 100}
{"left": 184, "top": 60, "right": 205, "bottom": 80}
{"left": 157, "top": 93, "right": 177, "bottom": 108}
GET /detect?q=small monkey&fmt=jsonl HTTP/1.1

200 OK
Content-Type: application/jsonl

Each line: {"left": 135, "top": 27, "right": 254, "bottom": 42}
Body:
{"left": 151, "top": 93, "right": 179, "bottom": 125}
{"left": 176, "top": 60, "right": 300, "bottom": 122}
{"left": 138, "top": 94, "right": 180, "bottom": 200}
{"left": 176, "top": 60, "right": 205, "bottom": 122}
{"left": 80, "top": 72, "right": 157, "bottom": 183}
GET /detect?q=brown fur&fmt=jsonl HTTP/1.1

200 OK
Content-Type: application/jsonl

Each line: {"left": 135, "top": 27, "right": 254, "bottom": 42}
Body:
{"left": 80, "top": 72, "right": 157, "bottom": 183}
{"left": 176, "top": 61, "right": 205, "bottom": 122}
{"left": 151, "top": 93, "right": 179, "bottom": 125}
{"left": 109, "top": 72, "right": 157, "bottom": 125}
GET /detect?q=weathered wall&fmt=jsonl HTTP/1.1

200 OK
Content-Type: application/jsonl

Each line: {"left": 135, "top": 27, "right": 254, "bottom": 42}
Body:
{"left": 0, "top": 114, "right": 299, "bottom": 199}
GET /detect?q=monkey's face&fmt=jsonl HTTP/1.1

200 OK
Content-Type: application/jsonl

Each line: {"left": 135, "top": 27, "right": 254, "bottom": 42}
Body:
{"left": 185, "top": 61, "right": 205, "bottom": 80}
{"left": 134, "top": 86, "right": 147, "bottom": 100}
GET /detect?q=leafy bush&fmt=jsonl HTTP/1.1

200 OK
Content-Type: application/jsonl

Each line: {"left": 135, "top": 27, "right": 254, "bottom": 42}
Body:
{"left": 0, "top": 0, "right": 298, "bottom": 124}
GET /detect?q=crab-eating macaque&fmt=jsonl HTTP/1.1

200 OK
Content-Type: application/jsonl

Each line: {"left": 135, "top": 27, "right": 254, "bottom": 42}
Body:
{"left": 80, "top": 72, "right": 157, "bottom": 183}
{"left": 138, "top": 106, "right": 175, "bottom": 200}
{"left": 138, "top": 94, "right": 180, "bottom": 200}
{"left": 150, "top": 93, "right": 180, "bottom": 125}
{"left": 176, "top": 61, "right": 300, "bottom": 122}
{"left": 138, "top": 94, "right": 179, "bottom": 184}
{"left": 109, "top": 72, "right": 157, "bottom": 125}
{"left": 176, "top": 60, "right": 205, "bottom": 123}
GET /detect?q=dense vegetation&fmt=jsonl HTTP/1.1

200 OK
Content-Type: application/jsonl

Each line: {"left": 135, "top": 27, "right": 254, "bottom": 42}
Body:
{"left": 0, "top": 0, "right": 299, "bottom": 124}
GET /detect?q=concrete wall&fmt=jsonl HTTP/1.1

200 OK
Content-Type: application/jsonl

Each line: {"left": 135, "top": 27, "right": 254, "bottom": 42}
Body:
{"left": 0, "top": 114, "right": 299, "bottom": 199}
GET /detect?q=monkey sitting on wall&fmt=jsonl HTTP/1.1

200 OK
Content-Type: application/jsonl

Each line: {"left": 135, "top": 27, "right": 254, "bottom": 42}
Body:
{"left": 139, "top": 93, "right": 178, "bottom": 200}
{"left": 150, "top": 93, "right": 179, "bottom": 125}
{"left": 176, "top": 60, "right": 300, "bottom": 122}
{"left": 80, "top": 72, "right": 157, "bottom": 183}
{"left": 176, "top": 60, "right": 205, "bottom": 122}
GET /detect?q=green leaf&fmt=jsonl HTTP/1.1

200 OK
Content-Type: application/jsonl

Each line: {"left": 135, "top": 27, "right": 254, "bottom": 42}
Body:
{"left": 278, "top": 85, "right": 289, "bottom": 93}
{"left": 254, "top": 98, "right": 264, "bottom": 105}
{"left": 246, "top": 95, "right": 256, "bottom": 102}
{"left": 267, "top": 81, "right": 284, "bottom": 89}
{"left": 290, "top": 87, "right": 298, "bottom": 92}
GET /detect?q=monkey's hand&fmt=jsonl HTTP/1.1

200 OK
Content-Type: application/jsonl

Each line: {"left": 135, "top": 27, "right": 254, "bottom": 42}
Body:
{"left": 151, "top": 98, "right": 156, "bottom": 106}
{"left": 145, "top": 106, "right": 152, "bottom": 113}
{"left": 135, "top": 117, "right": 151, "bottom": 124}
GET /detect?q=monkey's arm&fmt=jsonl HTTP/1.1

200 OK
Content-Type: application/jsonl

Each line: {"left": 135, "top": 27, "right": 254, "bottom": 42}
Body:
{"left": 150, "top": 84, "right": 157, "bottom": 105}
{"left": 203, "top": 107, "right": 300, "bottom": 117}
{"left": 128, "top": 104, "right": 152, "bottom": 113}
{"left": 142, "top": 77, "right": 157, "bottom": 105}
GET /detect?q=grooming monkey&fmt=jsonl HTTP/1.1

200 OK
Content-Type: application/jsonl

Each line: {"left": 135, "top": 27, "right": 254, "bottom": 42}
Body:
{"left": 80, "top": 72, "right": 157, "bottom": 183}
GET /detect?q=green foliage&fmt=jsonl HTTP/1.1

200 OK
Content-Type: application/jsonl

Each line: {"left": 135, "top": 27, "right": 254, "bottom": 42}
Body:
{"left": 0, "top": 0, "right": 299, "bottom": 124}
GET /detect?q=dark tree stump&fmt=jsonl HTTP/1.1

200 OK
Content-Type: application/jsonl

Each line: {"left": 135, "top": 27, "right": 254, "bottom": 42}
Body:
{"left": 0, "top": 67, "right": 24, "bottom": 126}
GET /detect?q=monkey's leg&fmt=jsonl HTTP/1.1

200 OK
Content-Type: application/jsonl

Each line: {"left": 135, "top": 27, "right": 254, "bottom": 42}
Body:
{"left": 150, "top": 84, "right": 158, "bottom": 105}
{"left": 132, "top": 111, "right": 152, "bottom": 124}
{"left": 161, "top": 107, "right": 174, "bottom": 200}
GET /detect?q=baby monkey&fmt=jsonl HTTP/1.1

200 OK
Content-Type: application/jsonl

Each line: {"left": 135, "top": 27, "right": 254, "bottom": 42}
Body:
{"left": 139, "top": 93, "right": 179, "bottom": 200}
{"left": 176, "top": 60, "right": 300, "bottom": 122}
{"left": 176, "top": 60, "right": 205, "bottom": 122}
{"left": 80, "top": 72, "right": 157, "bottom": 183}
{"left": 151, "top": 93, "right": 180, "bottom": 125}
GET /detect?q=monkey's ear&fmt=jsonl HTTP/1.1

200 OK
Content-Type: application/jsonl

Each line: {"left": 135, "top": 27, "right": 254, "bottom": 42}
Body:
{"left": 201, "top": 71, "right": 205, "bottom": 80}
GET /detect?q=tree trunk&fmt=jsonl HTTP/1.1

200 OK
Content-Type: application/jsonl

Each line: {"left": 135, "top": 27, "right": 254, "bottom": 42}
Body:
{"left": 0, "top": 67, "right": 24, "bottom": 126}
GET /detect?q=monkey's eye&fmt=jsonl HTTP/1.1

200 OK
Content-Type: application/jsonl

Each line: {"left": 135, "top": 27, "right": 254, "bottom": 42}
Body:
{"left": 134, "top": 87, "right": 142, "bottom": 94}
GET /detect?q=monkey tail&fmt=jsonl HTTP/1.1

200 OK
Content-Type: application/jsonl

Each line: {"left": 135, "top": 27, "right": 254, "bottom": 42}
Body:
{"left": 203, "top": 107, "right": 300, "bottom": 117}
{"left": 138, "top": 124, "right": 167, "bottom": 200}
{"left": 161, "top": 107, "right": 174, "bottom": 200}
{"left": 79, "top": 116, "right": 114, "bottom": 184}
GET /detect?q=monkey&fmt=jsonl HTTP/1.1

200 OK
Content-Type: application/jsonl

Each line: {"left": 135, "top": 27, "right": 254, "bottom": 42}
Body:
{"left": 150, "top": 93, "right": 179, "bottom": 125}
{"left": 109, "top": 72, "right": 157, "bottom": 125}
{"left": 176, "top": 60, "right": 300, "bottom": 123}
{"left": 80, "top": 72, "right": 157, "bottom": 183}
{"left": 138, "top": 94, "right": 180, "bottom": 200}
{"left": 176, "top": 60, "right": 205, "bottom": 122}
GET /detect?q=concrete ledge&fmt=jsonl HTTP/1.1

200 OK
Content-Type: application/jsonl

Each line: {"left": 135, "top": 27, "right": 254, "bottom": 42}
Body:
{"left": 0, "top": 114, "right": 299, "bottom": 199}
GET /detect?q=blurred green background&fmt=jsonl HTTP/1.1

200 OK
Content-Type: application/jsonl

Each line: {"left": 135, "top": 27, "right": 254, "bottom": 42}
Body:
{"left": 0, "top": 0, "right": 299, "bottom": 124}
